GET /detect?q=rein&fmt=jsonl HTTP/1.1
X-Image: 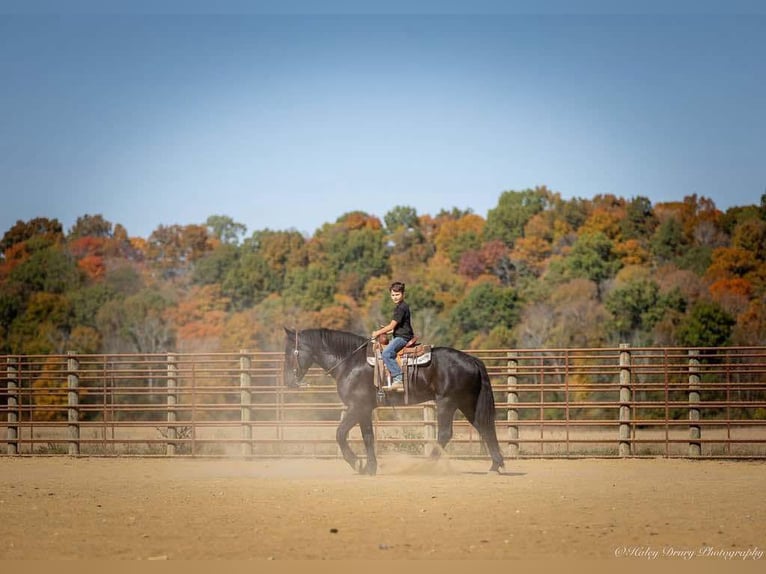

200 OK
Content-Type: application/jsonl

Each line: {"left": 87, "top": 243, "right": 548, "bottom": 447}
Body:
{"left": 292, "top": 330, "right": 372, "bottom": 382}
{"left": 325, "top": 338, "right": 372, "bottom": 374}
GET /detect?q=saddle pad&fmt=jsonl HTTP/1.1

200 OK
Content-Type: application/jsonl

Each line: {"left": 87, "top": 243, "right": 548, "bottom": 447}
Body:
{"left": 366, "top": 344, "right": 432, "bottom": 366}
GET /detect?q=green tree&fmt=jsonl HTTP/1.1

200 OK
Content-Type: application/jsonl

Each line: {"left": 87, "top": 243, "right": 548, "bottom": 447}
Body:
{"left": 193, "top": 243, "right": 239, "bottom": 286}
{"left": 564, "top": 232, "right": 621, "bottom": 297}
{"left": 282, "top": 263, "right": 337, "bottom": 312}
{"left": 448, "top": 282, "right": 520, "bottom": 347}
{"left": 69, "top": 283, "right": 116, "bottom": 329}
{"left": 384, "top": 205, "right": 419, "bottom": 232}
{"left": 205, "top": 215, "right": 247, "bottom": 245}
{"left": 651, "top": 217, "right": 687, "bottom": 263}
{"left": 620, "top": 196, "right": 657, "bottom": 240}
{"left": 8, "top": 244, "right": 82, "bottom": 294}
{"left": 221, "top": 249, "right": 280, "bottom": 310}
{"left": 676, "top": 301, "right": 735, "bottom": 347}
{"left": 485, "top": 188, "right": 549, "bottom": 246}
{"left": 68, "top": 214, "right": 113, "bottom": 239}
{"left": 312, "top": 212, "right": 389, "bottom": 300}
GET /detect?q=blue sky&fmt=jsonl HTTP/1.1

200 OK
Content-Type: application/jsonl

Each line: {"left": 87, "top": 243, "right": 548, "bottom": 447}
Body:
{"left": 1, "top": 2, "right": 764, "bottom": 239}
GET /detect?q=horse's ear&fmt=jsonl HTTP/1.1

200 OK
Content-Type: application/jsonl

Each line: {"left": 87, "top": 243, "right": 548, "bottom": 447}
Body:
{"left": 284, "top": 326, "right": 294, "bottom": 337}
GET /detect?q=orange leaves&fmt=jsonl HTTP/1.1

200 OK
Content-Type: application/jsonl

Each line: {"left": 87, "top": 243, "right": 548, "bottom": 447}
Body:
{"left": 706, "top": 247, "right": 758, "bottom": 282}
{"left": 170, "top": 285, "right": 230, "bottom": 349}
{"left": 615, "top": 239, "right": 650, "bottom": 266}
{"left": 511, "top": 236, "right": 551, "bottom": 277}
{"left": 433, "top": 213, "right": 485, "bottom": 264}
{"left": 337, "top": 211, "right": 383, "bottom": 231}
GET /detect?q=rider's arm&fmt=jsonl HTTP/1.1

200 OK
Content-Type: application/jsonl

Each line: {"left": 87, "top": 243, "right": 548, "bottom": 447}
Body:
{"left": 372, "top": 320, "right": 398, "bottom": 339}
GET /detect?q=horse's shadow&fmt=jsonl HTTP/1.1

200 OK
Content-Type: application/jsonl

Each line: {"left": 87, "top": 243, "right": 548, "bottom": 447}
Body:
{"left": 461, "top": 470, "right": 527, "bottom": 477}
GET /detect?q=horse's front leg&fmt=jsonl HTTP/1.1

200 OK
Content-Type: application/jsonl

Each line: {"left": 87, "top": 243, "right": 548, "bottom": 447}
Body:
{"left": 359, "top": 410, "right": 377, "bottom": 476}
{"left": 336, "top": 408, "right": 361, "bottom": 472}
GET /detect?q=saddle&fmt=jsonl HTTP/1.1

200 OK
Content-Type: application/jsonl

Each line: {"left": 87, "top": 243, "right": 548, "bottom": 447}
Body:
{"left": 365, "top": 337, "right": 432, "bottom": 367}
{"left": 366, "top": 337, "right": 432, "bottom": 405}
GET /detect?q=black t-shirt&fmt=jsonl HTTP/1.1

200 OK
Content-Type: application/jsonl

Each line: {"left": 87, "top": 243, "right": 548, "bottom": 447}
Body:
{"left": 392, "top": 301, "right": 414, "bottom": 341}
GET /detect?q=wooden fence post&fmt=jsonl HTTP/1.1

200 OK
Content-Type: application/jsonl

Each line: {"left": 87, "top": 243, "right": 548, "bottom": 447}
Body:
{"left": 166, "top": 353, "right": 178, "bottom": 456}
{"left": 67, "top": 352, "right": 80, "bottom": 456}
{"left": 6, "top": 357, "right": 19, "bottom": 455}
{"left": 507, "top": 352, "right": 519, "bottom": 458}
{"left": 423, "top": 401, "right": 436, "bottom": 456}
{"left": 619, "top": 344, "right": 632, "bottom": 457}
{"left": 688, "top": 350, "right": 701, "bottom": 457}
{"left": 240, "top": 350, "right": 253, "bottom": 457}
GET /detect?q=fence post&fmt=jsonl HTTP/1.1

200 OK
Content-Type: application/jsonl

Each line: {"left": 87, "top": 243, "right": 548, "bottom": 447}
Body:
{"left": 166, "top": 353, "right": 178, "bottom": 456}
{"left": 688, "top": 350, "right": 701, "bottom": 457}
{"left": 423, "top": 401, "right": 436, "bottom": 456}
{"left": 67, "top": 351, "right": 80, "bottom": 456}
{"left": 507, "top": 352, "right": 519, "bottom": 458}
{"left": 240, "top": 350, "right": 253, "bottom": 457}
{"left": 619, "top": 344, "right": 632, "bottom": 457}
{"left": 6, "top": 357, "right": 19, "bottom": 455}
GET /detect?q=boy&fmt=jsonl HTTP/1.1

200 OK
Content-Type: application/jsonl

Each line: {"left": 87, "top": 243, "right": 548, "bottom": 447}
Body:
{"left": 371, "top": 281, "right": 413, "bottom": 391}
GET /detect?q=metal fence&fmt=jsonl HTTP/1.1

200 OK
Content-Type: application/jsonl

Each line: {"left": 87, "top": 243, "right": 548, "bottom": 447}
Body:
{"left": 2, "top": 346, "right": 766, "bottom": 458}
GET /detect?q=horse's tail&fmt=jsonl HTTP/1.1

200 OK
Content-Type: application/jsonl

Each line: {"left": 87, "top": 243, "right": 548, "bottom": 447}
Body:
{"left": 473, "top": 356, "right": 505, "bottom": 471}
{"left": 473, "top": 357, "right": 496, "bottom": 431}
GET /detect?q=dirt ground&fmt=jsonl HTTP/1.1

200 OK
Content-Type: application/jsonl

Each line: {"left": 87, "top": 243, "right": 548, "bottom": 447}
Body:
{"left": 0, "top": 455, "right": 764, "bottom": 561}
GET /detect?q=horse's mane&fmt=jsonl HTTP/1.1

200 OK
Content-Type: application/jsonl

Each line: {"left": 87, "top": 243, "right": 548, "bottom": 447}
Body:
{"left": 302, "top": 328, "right": 366, "bottom": 356}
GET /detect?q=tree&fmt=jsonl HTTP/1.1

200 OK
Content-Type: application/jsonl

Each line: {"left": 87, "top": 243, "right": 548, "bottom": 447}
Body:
{"left": 282, "top": 263, "right": 337, "bottom": 312}
{"left": 205, "top": 215, "right": 247, "bottom": 246}
{"left": 96, "top": 289, "right": 176, "bottom": 353}
{"left": 7, "top": 292, "right": 72, "bottom": 354}
{"left": 8, "top": 244, "right": 82, "bottom": 294}
{"left": 68, "top": 214, "right": 113, "bottom": 239}
{"left": 168, "top": 284, "right": 229, "bottom": 351}
{"left": 485, "top": 187, "right": 549, "bottom": 246}
{"left": 1, "top": 217, "right": 63, "bottom": 253}
{"left": 732, "top": 218, "right": 766, "bottom": 261}
{"left": 448, "top": 281, "right": 520, "bottom": 347}
{"left": 433, "top": 213, "right": 485, "bottom": 266}
{"left": 651, "top": 216, "right": 687, "bottom": 263}
{"left": 604, "top": 278, "right": 685, "bottom": 344}
{"left": 222, "top": 249, "right": 280, "bottom": 310}
{"left": 676, "top": 301, "right": 735, "bottom": 347}
{"left": 145, "top": 224, "right": 213, "bottom": 278}
{"left": 620, "top": 196, "right": 657, "bottom": 240}
{"left": 310, "top": 212, "right": 389, "bottom": 300}
{"left": 384, "top": 205, "right": 419, "bottom": 232}
{"left": 192, "top": 243, "right": 239, "bottom": 286}
{"left": 564, "top": 232, "right": 621, "bottom": 297}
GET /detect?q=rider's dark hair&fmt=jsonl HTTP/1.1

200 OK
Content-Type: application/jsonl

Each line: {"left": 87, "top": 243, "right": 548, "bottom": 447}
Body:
{"left": 390, "top": 281, "right": 405, "bottom": 293}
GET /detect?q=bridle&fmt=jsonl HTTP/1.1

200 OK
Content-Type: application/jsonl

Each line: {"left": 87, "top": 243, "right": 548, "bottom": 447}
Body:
{"left": 290, "top": 329, "right": 372, "bottom": 385}
{"left": 291, "top": 329, "right": 302, "bottom": 383}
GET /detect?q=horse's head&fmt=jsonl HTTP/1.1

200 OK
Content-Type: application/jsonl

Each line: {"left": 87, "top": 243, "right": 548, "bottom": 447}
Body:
{"left": 283, "top": 327, "right": 313, "bottom": 388}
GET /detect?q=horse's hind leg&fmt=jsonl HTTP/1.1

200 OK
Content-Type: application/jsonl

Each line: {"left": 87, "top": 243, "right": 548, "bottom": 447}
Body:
{"left": 432, "top": 398, "right": 458, "bottom": 458}
{"left": 481, "top": 424, "right": 505, "bottom": 473}
{"left": 336, "top": 408, "right": 361, "bottom": 472}
{"left": 459, "top": 403, "right": 505, "bottom": 473}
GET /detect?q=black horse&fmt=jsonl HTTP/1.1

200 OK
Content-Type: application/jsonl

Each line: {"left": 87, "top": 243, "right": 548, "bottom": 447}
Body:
{"left": 283, "top": 328, "right": 505, "bottom": 475}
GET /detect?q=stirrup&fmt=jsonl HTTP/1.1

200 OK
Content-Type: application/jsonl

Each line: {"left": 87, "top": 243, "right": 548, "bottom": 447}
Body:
{"left": 382, "top": 380, "right": 404, "bottom": 392}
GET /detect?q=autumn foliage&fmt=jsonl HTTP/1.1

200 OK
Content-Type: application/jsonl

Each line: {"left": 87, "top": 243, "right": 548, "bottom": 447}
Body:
{"left": 2, "top": 191, "right": 766, "bottom": 355}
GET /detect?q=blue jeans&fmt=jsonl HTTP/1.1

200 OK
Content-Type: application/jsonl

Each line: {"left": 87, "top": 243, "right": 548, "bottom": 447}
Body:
{"left": 382, "top": 337, "right": 408, "bottom": 380}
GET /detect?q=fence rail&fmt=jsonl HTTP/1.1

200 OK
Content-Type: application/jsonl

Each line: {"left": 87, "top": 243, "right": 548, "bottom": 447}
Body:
{"left": 2, "top": 346, "right": 766, "bottom": 459}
